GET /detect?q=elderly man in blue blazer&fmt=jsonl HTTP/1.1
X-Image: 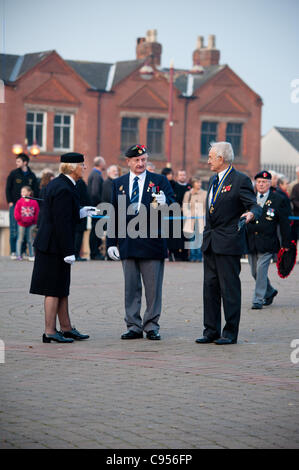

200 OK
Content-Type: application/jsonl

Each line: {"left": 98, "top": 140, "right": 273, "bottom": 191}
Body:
{"left": 107, "top": 144, "right": 175, "bottom": 340}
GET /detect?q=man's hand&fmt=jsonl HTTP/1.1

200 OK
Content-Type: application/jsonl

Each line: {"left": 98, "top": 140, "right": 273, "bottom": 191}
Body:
{"left": 240, "top": 211, "right": 254, "bottom": 223}
{"left": 8, "top": 202, "right": 13, "bottom": 208}
{"left": 64, "top": 255, "right": 76, "bottom": 265}
{"left": 107, "top": 246, "right": 120, "bottom": 261}
{"left": 152, "top": 190, "right": 166, "bottom": 205}
{"left": 80, "top": 206, "right": 97, "bottom": 218}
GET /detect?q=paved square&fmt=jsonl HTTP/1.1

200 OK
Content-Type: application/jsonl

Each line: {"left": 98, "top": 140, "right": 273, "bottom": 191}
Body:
{"left": 0, "top": 257, "right": 299, "bottom": 449}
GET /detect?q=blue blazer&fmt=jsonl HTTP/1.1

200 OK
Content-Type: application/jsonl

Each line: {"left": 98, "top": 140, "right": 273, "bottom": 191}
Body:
{"left": 106, "top": 171, "right": 175, "bottom": 260}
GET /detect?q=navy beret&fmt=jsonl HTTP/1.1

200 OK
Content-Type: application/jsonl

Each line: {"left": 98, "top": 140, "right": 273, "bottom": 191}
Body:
{"left": 60, "top": 152, "right": 84, "bottom": 163}
{"left": 125, "top": 144, "right": 147, "bottom": 158}
{"left": 255, "top": 170, "right": 272, "bottom": 180}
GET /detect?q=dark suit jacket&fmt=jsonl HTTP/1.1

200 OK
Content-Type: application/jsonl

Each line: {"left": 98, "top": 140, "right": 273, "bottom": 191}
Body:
{"left": 247, "top": 188, "right": 291, "bottom": 253}
{"left": 33, "top": 174, "right": 80, "bottom": 257}
{"left": 202, "top": 168, "right": 261, "bottom": 255}
{"left": 88, "top": 169, "right": 104, "bottom": 206}
{"left": 106, "top": 171, "right": 175, "bottom": 260}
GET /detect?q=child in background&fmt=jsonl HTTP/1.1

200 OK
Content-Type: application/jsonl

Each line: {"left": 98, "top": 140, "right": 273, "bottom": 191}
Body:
{"left": 14, "top": 186, "right": 39, "bottom": 261}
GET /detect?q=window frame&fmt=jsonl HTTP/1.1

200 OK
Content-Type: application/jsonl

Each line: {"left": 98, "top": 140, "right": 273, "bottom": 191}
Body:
{"left": 225, "top": 122, "right": 243, "bottom": 159}
{"left": 25, "top": 110, "right": 47, "bottom": 151}
{"left": 53, "top": 112, "right": 74, "bottom": 152}
{"left": 200, "top": 121, "right": 218, "bottom": 159}
{"left": 121, "top": 117, "right": 139, "bottom": 152}
{"left": 146, "top": 118, "right": 164, "bottom": 156}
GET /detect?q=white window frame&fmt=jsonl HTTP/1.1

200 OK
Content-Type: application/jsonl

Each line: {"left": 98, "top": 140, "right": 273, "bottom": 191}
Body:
{"left": 26, "top": 110, "right": 47, "bottom": 151}
{"left": 53, "top": 113, "right": 74, "bottom": 152}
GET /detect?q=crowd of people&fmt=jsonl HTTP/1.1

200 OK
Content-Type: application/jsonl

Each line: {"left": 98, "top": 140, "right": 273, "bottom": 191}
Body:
{"left": 4, "top": 145, "right": 298, "bottom": 344}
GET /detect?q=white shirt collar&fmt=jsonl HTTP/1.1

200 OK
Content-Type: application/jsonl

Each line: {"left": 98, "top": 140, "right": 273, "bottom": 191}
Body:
{"left": 217, "top": 167, "right": 229, "bottom": 181}
{"left": 129, "top": 170, "right": 147, "bottom": 182}
{"left": 258, "top": 190, "right": 269, "bottom": 199}
{"left": 65, "top": 174, "right": 76, "bottom": 185}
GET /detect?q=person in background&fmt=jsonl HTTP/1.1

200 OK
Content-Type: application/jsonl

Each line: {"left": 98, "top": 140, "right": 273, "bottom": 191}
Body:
{"left": 269, "top": 170, "right": 279, "bottom": 190}
{"left": 161, "top": 167, "right": 178, "bottom": 262}
{"left": 101, "top": 165, "right": 119, "bottom": 203}
{"left": 173, "top": 169, "right": 191, "bottom": 261}
{"left": 75, "top": 177, "right": 91, "bottom": 261}
{"left": 37, "top": 169, "right": 55, "bottom": 227}
{"left": 6, "top": 153, "right": 39, "bottom": 259}
{"left": 182, "top": 177, "right": 207, "bottom": 262}
{"left": 146, "top": 162, "right": 156, "bottom": 173}
{"left": 291, "top": 178, "right": 299, "bottom": 257}
{"left": 14, "top": 186, "right": 39, "bottom": 261}
{"left": 288, "top": 166, "right": 299, "bottom": 195}
{"left": 88, "top": 156, "right": 106, "bottom": 260}
{"left": 247, "top": 171, "right": 291, "bottom": 309}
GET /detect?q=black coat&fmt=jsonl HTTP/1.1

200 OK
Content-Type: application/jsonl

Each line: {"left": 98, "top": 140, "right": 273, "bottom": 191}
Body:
{"left": 87, "top": 169, "right": 104, "bottom": 206}
{"left": 33, "top": 174, "right": 80, "bottom": 257}
{"left": 76, "top": 178, "right": 90, "bottom": 232}
{"left": 202, "top": 168, "right": 261, "bottom": 255}
{"left": 106, "top": 171, "right": 175, "bottom": 260}
{"left": 247, "top": 188, "right": 291, "bottom": 254}
{"left": 6, "top": 167, "right": 39, "bottom": 204}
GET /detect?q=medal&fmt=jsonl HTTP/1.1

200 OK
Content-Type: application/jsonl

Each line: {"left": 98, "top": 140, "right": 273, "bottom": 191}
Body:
{"left": 209, "top": 205, "right": 215, "bottom": 214}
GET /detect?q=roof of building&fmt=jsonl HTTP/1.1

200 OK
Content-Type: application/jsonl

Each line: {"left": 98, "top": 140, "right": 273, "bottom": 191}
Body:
{"left": 0, "top": 50, "right": 226, "bottom": 95}
{"left": 275, "top": 127, "right": 299, "bottom": 152}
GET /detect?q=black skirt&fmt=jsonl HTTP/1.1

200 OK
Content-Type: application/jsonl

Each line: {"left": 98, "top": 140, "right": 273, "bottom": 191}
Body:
{"left": 30, "top": 249, "right": 71, "bottom": 297}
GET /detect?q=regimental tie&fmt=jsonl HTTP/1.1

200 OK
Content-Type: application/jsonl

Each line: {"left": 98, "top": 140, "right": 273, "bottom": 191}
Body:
{"left": 130, "top": 176, "right": 139, "bottom": 214}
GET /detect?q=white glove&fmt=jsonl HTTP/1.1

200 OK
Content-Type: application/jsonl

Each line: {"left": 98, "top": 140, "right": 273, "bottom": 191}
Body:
{"left": 64, "top": 255, "right": 76, "bottom": 265}
{"left": 152, "top": 190, "right": 166, "bottom": 205}
{"left": 80, "top": 206, "right": 97, "bottom": 218}
{"left": 107, "top": 246, "right": 120, "bottom": 261}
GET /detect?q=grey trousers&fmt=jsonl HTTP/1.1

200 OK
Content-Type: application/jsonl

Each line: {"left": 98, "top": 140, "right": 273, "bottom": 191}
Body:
{"left": 248, "top": 252, "right": 276, "bottom": 305}
{"left": 121, "top": 259, "right": 165, "bottom": 333}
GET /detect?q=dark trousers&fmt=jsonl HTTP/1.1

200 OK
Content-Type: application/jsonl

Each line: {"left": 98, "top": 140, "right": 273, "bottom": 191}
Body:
{"left": 74, "top": 230, "right": 84, "bottom": 258}
{"left": 89, "top": 218, "right": 102, "bottom": 258}
{"left": 203, "top": 245, "right": 241, "bottom": 341}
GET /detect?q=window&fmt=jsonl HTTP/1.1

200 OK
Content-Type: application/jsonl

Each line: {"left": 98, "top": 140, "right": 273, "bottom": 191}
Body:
{"left": 54, "top": 113, "right": 73, "bottom": 151}
{"left": 200, "top": 122, "right": 218, "bottom": 157}
{"left": 26, "top": 111, "right": 46, "bottom": 150}
{"left": 121, "top": 118, "right": 139, "bottom": 151}
{"left": 226, "top": 123, "right": 243, "bottom": 158}
{"left": 147, "top": 119, "right": 164, "bottom": 155}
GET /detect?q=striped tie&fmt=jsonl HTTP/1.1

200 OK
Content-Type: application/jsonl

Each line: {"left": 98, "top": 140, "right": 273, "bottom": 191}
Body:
{"left": 130, "top": 176, "right": 139, "bottom": 213}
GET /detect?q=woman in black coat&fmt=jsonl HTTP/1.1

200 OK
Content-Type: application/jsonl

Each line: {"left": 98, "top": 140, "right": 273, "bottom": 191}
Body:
{"left": 30, "top": 153, "right": 94, "bottom": 343}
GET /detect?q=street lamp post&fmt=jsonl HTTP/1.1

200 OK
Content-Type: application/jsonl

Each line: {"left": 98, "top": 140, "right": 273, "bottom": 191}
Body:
{"left": 167, "top": 59, "right": 174, "bottom": 167}
{"left": 12, "top": 139, "right": 40, "bottom": 158}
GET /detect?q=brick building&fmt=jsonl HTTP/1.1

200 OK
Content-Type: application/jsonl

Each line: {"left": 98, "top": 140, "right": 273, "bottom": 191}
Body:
{"left": 0, "top": 30, "right": 262, "bottom": 215}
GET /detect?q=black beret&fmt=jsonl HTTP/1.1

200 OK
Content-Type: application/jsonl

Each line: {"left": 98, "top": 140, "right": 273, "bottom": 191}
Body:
{"left": 254, "top": 170, "right": 272, "bottom": 180}
{"left": 60, "top": 152, "right": 84, "bottom": 163}
{"left": 125, "top": 144, "right": 147, "bottom": 158}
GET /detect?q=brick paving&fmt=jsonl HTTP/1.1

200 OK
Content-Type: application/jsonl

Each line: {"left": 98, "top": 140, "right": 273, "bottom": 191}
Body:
{"left": 0, "top": 257, "right": 299, "bottom": 449}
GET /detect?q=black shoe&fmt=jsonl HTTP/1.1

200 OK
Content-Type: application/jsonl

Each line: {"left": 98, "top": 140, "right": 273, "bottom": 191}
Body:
{"left": 76, "top": 256, "right": 87, "bottom": 261}
{"left": 214, "top": 337, "right": 237, "bottom": 345}
{"left": 42, "top": 331, "right": 74, "bottom": 343}
{"left": 263, "top": 289, "right": 278, "bottom": 306}
{"left": 146, "top": 330, "right": 161, "bottom": 340}
{"left": 251, "top": 303, "right": 263, "bottom": 310}
{"left": 62, "top": 327, "right": 89, "bottom": 340}
{"left": 90, "top": 254, "right": 105, "bottom": 260}
{"left": 195, "top": 336, "right": 217, "bottom": 344}
{"left": 121, "top": 330, "right": 143, "bottom": 340}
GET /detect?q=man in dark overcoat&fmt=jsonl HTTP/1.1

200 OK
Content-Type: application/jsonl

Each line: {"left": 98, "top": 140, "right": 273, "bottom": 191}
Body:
{"left": 247, "top": 171, "right": 291, "bottom": 309}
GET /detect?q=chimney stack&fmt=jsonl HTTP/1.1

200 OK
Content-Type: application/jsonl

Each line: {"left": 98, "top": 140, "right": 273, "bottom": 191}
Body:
{"left": 192, "top": 35, "right": 220, "bottom": 68}
{"left": 136, "top": 29, "right": 162, "bottom": 66}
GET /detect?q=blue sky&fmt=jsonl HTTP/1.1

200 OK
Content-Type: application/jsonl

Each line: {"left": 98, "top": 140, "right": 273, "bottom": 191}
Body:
{"left": 1, "top": 0, "right": 298, "bottom": 134}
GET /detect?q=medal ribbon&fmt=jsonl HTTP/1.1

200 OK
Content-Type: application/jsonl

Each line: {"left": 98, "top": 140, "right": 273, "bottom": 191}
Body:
{"left": 210, "top": 164, "right": 233, "bottom": 209}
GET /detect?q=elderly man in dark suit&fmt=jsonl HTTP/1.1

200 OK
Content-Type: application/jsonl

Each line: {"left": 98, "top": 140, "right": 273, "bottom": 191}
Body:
{"left": 106, "top": 144, "right": 175, "bottom": 340}
{"left": 195, "top": 142, "right": 261, "bottom": 345}
{"left": 30, "top": 152, "right": 95, "bottom": 343}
